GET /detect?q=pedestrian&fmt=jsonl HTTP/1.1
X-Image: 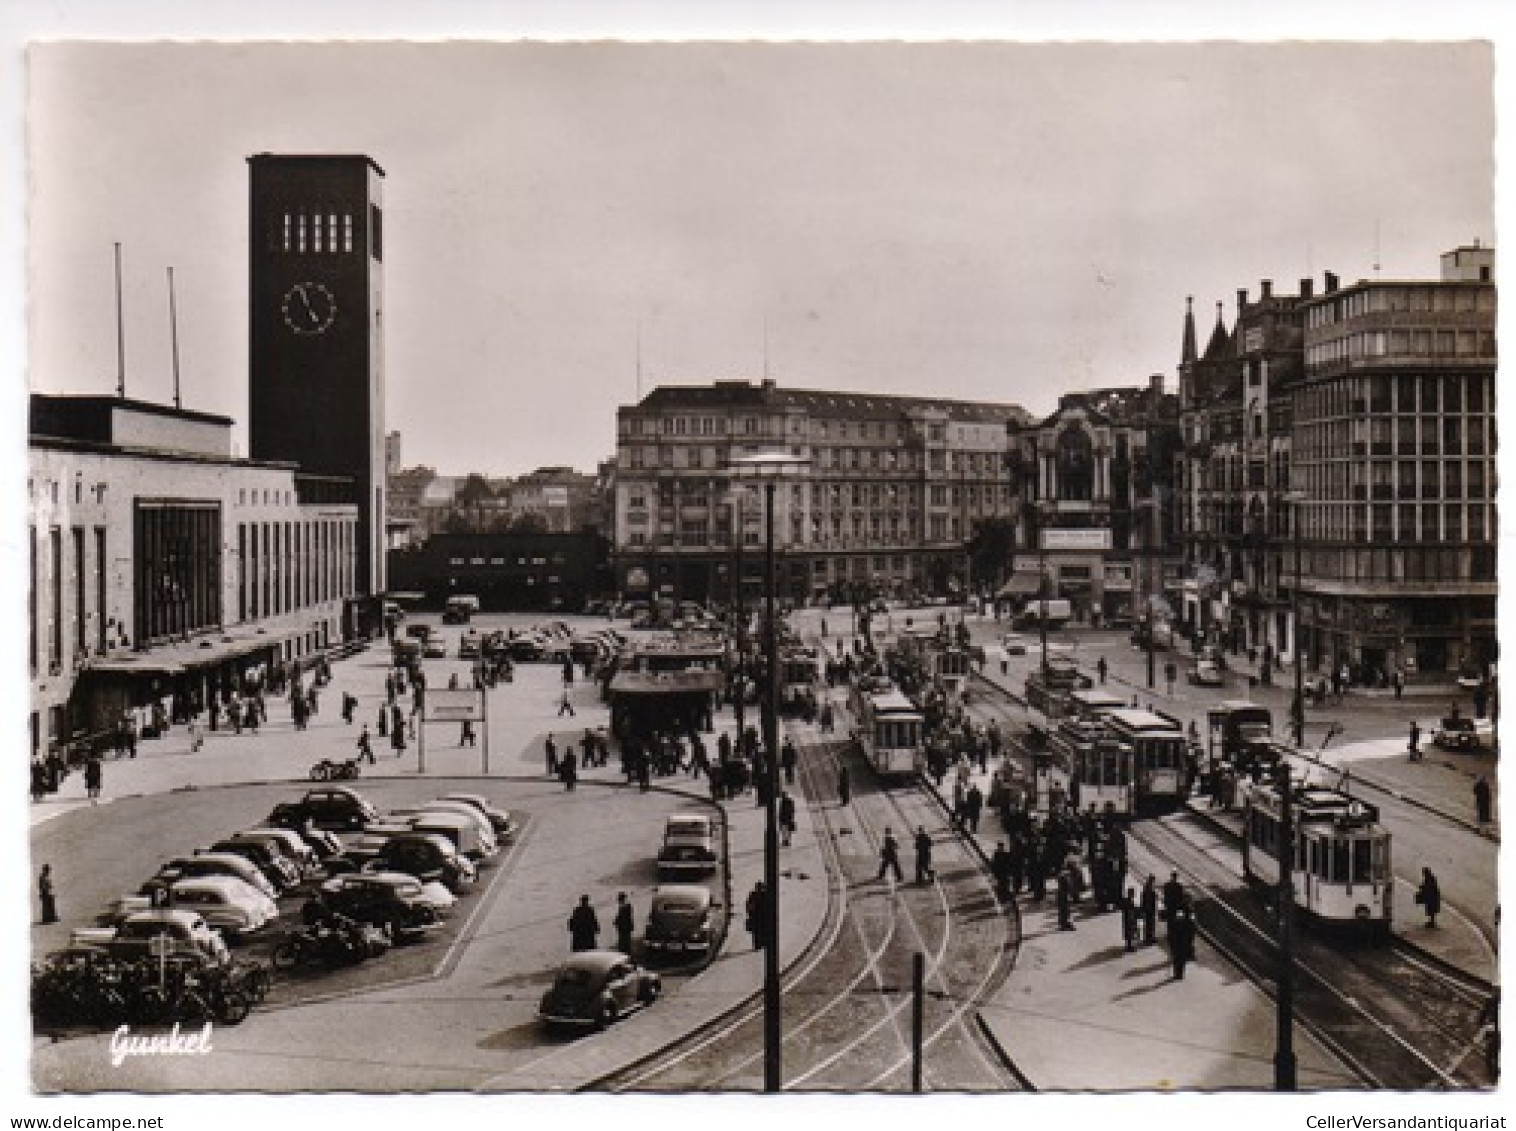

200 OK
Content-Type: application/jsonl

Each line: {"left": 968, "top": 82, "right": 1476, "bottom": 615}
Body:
{"left": 1055, "top": 866, "right": 1076, "bottom": 930}
{"left": 84, "top": 755, "right": 103, "bottom": 800}
{"left": 1168, "top": 904, "right": 1196, "bottom": 979}
{"left": 1408, "top": 720, "right": 1422, "bottom": 761}
{"left": 1120, "top": 887, "right": 1139, "bottom": 952}
{"left": 568, "top": 894, "right": 600, "bottom": 952}
{"left": 745, "top": 882, "right": 769, "bottom": 950}
{"left": 779, "top": 791, "right": 797, "bottom": 847}
{"left": 38, "top": 863, "right": 58, "bottom": 924}
{"left": 914, "top": 826, "right": 936, "bottom": 884}
{"left": 964, "top": 783, "right": 984, "bottom": 834}
{"left": 459, "top": 719, "right": 476, "bottom": 747}
{"left": 877, "top": 827, "right": 903, "bottom": 883}
{"left": 1474, "top": 775, "right": 1493, "bottom": 825}
{"left": 1097, "top": 655, "right": 1108, "bottom": 685}
{"left": 545, "top": 734, "right": 559, "bottom": 776}
{"left": 557, "top": 688, "right": 576, "bottom": 717}
{"left": 342, "top": 692, "right": 356, "bottom": 724}
{"left": 780, "top": 738, "right": 797, "bottom": 787}
{"left": 1392, "top": 668, "right": 1405, "bottom": 700}
{"left": 559, "top": 750, "right": 578, "bottom": 792}
{"left": 377, "top": 703, "right": 388, "bottom": 737}
{"left": 837, "top": 765, "right": 851, "bottom": 807}
{"left": 1140, "top": 874, "right": 1159, "bottom": 944}
{"left": 1161, "top": 871, "right": 1185, "bottom": 930}
{"left": 187, "top": 716, "right": 204, "bottom": 753}
{"left": 1415, "top": 867, "right": 1442, "bottom": 928}
{"left": 613, "top": 892, "right": 634, "bottom": 955}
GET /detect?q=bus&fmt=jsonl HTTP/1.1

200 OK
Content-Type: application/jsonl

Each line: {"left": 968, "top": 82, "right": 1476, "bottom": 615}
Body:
{"left": 1100, "top": 708, "right": 1189, "bottom": 814}
{"left": 855, "top": 687, "right": 925, "bottom": 780}
{"left": 1242, "top": 779, "right": 1392, "bottom": 938}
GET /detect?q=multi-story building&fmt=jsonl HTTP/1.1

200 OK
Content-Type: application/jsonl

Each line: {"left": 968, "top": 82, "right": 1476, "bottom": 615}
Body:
{"left": 1178, "top": 245, "right": 1497, "bottom": 685}
{"left": 385, "top": 463, "right": 436, "bottom": 548}
{"left": 1177, "top": 278, "right": 1309, "bottom": 662}
{"left": 505, "top": 466, "right": 599, "bottom": 533}
{"left": 1004, "top": 376, "right": 1182, "bottom": 625}
{"left": 612, "top": 379, "right": 1031, "bottom": 606}
{"left": 387, "top": 529, "right": 612, "bottom": 613}
{"left": 28, "top": 395, "right": 360, "bottom": 759}
{"left": 1294, "top": 245, "right": 1497, "bottom": 682}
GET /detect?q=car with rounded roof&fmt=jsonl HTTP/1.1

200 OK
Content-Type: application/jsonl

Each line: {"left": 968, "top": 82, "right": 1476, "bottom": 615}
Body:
{"left": 656, "top": 812, "right": 719, "bottom": 880}
{"left": 96, "top": 909, "right": 231, "bottom": 965}
{"left": 207, "top": 837, "right": 300, "bottom": 892}
{"left": 275, "top": 785, "right": 379, "bottom": 831}
{"left": 149, "top": 852, "right": 279, "bottom": 900}
{"left": 642, "top": 884, "right": 716, "bottom": 957}
{"left": 436, "top": 793, "right": 519, "bottom": 844}
{"left": 322, "top": 869, "right": 457, "bottom": 917}
{"left": 167, "top": 876, "right": 278, "bottom": 938}
{"left": 537, "top": 950, "right": 661, "bottom": 1032}
{"left": 373, "top": 832, "right": 477, "bottom": 894}
{"left": 315, "top": 872, "right": 442, "bottom": 940}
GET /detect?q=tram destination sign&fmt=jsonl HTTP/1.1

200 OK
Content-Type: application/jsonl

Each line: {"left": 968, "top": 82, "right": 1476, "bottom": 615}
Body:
{"left": 1041, "top": 528, "right": 1112, "bottom": 552}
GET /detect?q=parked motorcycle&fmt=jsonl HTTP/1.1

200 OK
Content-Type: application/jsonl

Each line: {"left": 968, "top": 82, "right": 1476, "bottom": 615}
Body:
{"left": 309, "top": 758, "right": 361, "bottom": 782}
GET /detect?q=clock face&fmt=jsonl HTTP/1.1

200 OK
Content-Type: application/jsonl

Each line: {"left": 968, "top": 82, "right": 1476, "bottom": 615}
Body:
{"left": 281, "top": 281, "right": 337, "bottom": 335}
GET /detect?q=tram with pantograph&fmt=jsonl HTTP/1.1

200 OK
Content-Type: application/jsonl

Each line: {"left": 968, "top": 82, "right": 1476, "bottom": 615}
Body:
{"left": 1241, "top": 772, "right": 1392, "bottom": 938}
{"left": 1096, "top": 708, "right": 1190, "bottom": 815}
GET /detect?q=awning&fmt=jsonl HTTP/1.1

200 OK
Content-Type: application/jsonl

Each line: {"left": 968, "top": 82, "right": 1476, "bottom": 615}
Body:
{"left": 609, "top": 670, "right": 727, "bottom": 696}
{"left": 998, "top": 573, "right": 1043, "bottom": 597}
{"left": 81, "top": 628, "right": 301, "bottom": 678}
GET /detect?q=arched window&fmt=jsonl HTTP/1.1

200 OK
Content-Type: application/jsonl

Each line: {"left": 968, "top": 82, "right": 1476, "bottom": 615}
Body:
{"left": 1057, "top": 426, "right": 1094, "bottom": 501}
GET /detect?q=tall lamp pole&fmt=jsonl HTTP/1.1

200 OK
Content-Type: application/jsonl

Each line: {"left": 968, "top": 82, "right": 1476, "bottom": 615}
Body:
{"left": 1273, "top": 760, "right": 1298, "bottom": 1089}
{"left": 731, "top": 450, "right": 809, "bottom": 1094}
{"left": 1146, "top": 494, "right": 1158, "bottom": 690}
{"left": 1285, "top": 491, "right": 1307, "bottom": 747}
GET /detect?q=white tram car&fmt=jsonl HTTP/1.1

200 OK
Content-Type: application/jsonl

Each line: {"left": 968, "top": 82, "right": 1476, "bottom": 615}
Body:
{"left": 930, "top": 644, "right": 974, "bottom": 698}
{"left": 856, "top": 686, "right": 926, "bottom": 780}
{"left": 1241, "top": 780, "right": 1393, "bottom": 937}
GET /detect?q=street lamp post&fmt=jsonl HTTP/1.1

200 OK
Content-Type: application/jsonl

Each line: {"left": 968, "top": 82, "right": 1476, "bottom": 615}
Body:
{"left": 730, "top": 449, "right": 810, "bottom": 1094}
{"left": 1273, "top": 760, "right": 1298, "bottom": 1090}
{"left": 1285, "top": 491, "right": 1308, "bottom": 747}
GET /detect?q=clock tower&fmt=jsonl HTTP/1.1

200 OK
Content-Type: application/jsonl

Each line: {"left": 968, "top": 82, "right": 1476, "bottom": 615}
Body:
{"left": 248, "top": 153, "right": 387, "bottom": 602}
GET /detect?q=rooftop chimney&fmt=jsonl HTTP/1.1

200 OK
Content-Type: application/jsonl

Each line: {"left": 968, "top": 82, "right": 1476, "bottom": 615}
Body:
{"left": 1236, "top": 288, "right": 1248, "bottom": 313}
{"left": 1261, "top": 279, "right": 1273, "bottom": 300}
{"left": 1300, "top": 278, "right": 1314, "bottom": 300}
{"left": 1324, "top": 271, "right": 1340, "bottom": 294}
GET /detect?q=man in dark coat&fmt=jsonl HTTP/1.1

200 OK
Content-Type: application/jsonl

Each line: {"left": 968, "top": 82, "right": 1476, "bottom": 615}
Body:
{"left": 877, "top": 828, "right": 903, "bottom": 882}
{"left": 1168, "top": 905, "right": 1197, "bottom": 979}
{"left": 1161, "top": 871, "right": 1185, "bottom": 929}
{"left": 1055, "top": 866, "right": 1076, "bottom": 930}
{"left": 913, "top": 826, "right": 935, "bottom": 884}
{"left": 745, "top": 882, "right": 769, "bottom": 950}
{"left": 963, "top": 783, "right": 984, "bottom": 834}
{"left": 568, "top": 895, "right": 600, "bottom": 952}
{"left": 1140, "top": 874, "right": 1159, "bottom": 944}
{"left": 38, "top": 864, "right": 58, "bottom": 924}
{"left": 613, "top": 892, "right": 634, "bottom": 954}
{"left": 1474, "top": 775, "right": 1493, "bottom": 825}
{"left": 990, "top": 841, "right": 1013, "bottom": 902}
{"left": 1416, "top": 867, "right": 1442, "bottom": 928}
{"left": 778, "top": 792, "right": 797, "bottom": 847}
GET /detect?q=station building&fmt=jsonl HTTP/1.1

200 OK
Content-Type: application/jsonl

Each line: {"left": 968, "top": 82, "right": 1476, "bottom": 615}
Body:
{"left": 27, "top": 395, "right": 360, "bottom": 759}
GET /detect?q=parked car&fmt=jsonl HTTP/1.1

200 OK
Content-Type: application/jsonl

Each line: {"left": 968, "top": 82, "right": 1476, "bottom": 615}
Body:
{"left": 1000, "top": 634, "right": 1030, "bottom": 656}
{"left": 537, "top": 950, "right": 662, "bottom": 1032}
{"left": 316, "top": 873, "right": 442, "bottom": 940}
{"left": 1187, "top": 657, "right": 1226, "bottom": 687}
{"left": 275, "top": 786, "right": 379, "bottom": 831}
{"left": 388, "top": 809, "right": 497, "bottom": 862}
{"left": 239, "top": 827, "right": 320, "bottom": 877}
{"left": 168, "top": 877, "right": 278, "bottom": 938}
{"left": 458, "top": 631, "right": 482, "bottom": 659}
{"left": 420, "top": 801, "right": 511, "bottom": 850}
{"left": 423, "top": 637, "right": 448, "bottom": 659}
{"left": 656, "top": 812, "right": 719, "bottom": 880}
{"left": 373, "top": 832, "right": 477, "bottom": 895}
{"left": 323, "top": 869, "right": 457, "bottom": 916}
{"left": 1432, "top": 715, "right": 1494, "bottom": 751}
{"left": 149, "top": 853, "right": 279, "bottom": 900}
{"left": 207, "top": 838, "right": 301, "bottom": 892}
{"left": 95, "top": 909, "right": 230, "bottom": 965}
{"left": 436, "top": 793, "right": 520, "bottom": 844}
{"left": 262, "top": 807, "right": 344, "bottom": 859}
{"left": 642, "top": 884, "right": 716, "bottom": 957}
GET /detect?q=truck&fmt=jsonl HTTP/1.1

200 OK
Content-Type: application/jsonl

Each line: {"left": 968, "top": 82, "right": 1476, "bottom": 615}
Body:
{"left": 1014, "top": 598, "right": 1073, "bottom": 630}
{"left": 1205, "top": 701, "right": 1274, "bottom": 772}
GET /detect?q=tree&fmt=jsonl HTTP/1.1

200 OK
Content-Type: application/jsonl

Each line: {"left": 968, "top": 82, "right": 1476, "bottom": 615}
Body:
{"left": 967, "top": 516, "right": 1017, "bottom": 592}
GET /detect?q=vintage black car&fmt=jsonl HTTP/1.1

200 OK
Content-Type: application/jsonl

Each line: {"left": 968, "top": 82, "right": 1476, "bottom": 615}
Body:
{"left": 537, "top": 950, "right": 661, "bottom": 1032}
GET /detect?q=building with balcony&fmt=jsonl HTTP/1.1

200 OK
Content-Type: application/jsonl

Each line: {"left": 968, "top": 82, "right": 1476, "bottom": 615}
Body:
{"left": 611, "top": 379, "right": 1031, "bottom": 606}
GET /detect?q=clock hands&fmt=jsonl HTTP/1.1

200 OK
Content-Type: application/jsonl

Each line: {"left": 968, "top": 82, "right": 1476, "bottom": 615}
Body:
{"left": 296, "top": 284, "right": 322, "bottom": 327}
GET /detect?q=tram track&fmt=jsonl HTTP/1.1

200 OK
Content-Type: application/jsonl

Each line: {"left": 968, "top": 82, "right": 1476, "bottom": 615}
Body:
{"left": 594, "top": 700, "right": 1024, "bottom": 1093}
{"left": 1130, "top": 811, "right": 1494, "bottom": 1089}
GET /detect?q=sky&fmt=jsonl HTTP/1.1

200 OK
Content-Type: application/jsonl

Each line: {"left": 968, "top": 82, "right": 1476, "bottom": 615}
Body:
{"left": 23, "top": 37, "right": 1495, "bottom": 479}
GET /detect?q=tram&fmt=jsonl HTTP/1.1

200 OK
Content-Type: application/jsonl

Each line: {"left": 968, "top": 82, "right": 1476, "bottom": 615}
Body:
{"left": 855, "top": 686, "right": 926, "bottom": 780}
{"left": 1099, "top": 708, "right": 1190, "bottom": 814}
{"left": 931, "top": 644, "right": 973, "bottom": 697}
{"left": 1241, "top": 778, "right": 1392, "bottom": 937}
{"left": 781, "top": 648, "right": 822, "bottom": 699}
{"left": 1023, "top": 660, "right": 1093, "bottom": 745}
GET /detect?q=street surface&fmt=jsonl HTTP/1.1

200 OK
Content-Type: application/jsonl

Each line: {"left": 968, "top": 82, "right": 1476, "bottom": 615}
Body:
{"left": 28, "top": 605, "right": 1501, "bottom": 1093}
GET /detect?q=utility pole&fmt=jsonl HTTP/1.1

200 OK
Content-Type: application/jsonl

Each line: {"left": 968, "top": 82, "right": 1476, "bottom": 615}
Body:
{"left": 1274, "top": 762, "right": 1298, "bottom": 1090}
